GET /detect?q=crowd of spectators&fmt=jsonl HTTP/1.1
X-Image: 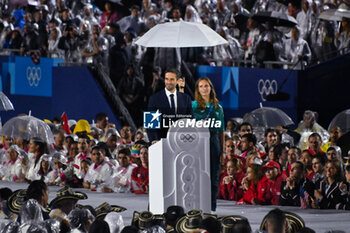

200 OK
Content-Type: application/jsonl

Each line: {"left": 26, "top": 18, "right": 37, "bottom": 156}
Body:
{"left": 1, "top": 0, "right": 350, "bottom": 72}
{"left": 0, "top": 109, "right": 349, "bottom": 212}
{"left": 0, "top": 109, "right": 348, "bottom": 232}
{"left": 1, "top": 0, "right": 350, "bottom": 126}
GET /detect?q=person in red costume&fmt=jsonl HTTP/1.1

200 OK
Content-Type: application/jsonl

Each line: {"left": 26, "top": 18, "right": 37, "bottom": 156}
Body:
{"left": 258, "top": 161, "right": 287, "bottom": 205}
{"left": 237, "top": 164, "right": 263, "bottom": 204}
{"left": 218, "top": 158, "right": 244, "bottom": 201}
{"left": 100, "top": 2, "right": 119, "bottom": 29}
{"left": 131, "top": 146, "right": 149, "bottom": 194}
{"left": 221, "top": 138, "right": 245, "bottom": 174}
{"left": 300, "top": 149, "right": 315, "bottom": 181}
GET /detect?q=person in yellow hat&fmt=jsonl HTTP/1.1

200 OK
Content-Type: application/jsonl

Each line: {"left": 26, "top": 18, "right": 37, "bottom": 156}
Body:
{"left": 73, "top": 119, "right": 94, "bottom": 139}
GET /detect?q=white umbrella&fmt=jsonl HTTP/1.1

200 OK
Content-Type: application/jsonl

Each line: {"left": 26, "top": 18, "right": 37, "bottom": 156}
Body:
{"left": 135, "top": 21, "right": 228, "bottom": 48}
{"left": 319, "top": 8, "right": 350, "bottom": 21}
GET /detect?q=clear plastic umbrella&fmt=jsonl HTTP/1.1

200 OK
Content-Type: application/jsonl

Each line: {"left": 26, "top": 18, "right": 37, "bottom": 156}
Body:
{"left": 328, "top": 109, "right": 350, "bottom": 133}
{"left": 0, "top": 115, "right": 54, "bottom": 144}
{"left": 319, "top": 8, "right": 350, "bottom": 21}
{"left": 243, "top": 106, "right": 294, "bottom": 128}
{"left": 0, "top": 92, "right": 14, "bottom": 111}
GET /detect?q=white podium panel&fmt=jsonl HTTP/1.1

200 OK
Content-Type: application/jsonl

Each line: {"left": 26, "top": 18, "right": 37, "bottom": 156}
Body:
{"left": 149, "top": 119, "right": 211, "bottom": 214}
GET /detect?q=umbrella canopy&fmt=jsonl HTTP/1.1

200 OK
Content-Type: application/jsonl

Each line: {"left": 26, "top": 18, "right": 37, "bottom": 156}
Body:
{"left": 319, "top": 9, "right": 338, "bottom": 21}
{"left": 243, "top": 107, "right": 294, "bottom": 128}
{"left": 135, "top": 21, "right": 228, "bottom": 48}
{"left": 252, "top": 11, "right": 298, "bottom": 27}
{"left": 0, "top": 92, "right": 14, "bottom": 111}
{"left": 328, "top": 109, "right": 350, "bottom": 134}
{"left": 9, "top": 0, "right": 40, "bottom": 8}
{"left": 0, "top": 115, "right": 54, "bottom": 144}
{"left": 233, "top": 8, "right": 251, "bottom": 27}
{"left": 319, "top": 8, "right": 350, "bottom": 21}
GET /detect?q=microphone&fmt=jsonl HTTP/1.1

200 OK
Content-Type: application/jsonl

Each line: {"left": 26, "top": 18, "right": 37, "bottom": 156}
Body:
{"left": 266, "top": 91, "right": 290, "bottom": 101}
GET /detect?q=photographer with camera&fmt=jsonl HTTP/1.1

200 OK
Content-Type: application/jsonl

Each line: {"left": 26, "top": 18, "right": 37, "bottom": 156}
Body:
{"left": 58, "top": 23, "right": 82, "bottom": 63}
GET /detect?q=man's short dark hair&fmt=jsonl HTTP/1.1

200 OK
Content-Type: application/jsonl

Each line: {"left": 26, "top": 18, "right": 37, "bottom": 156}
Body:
{"left": 264, "top": 208, "right": 286, "bottom": 233}
{"left": 274, "top": 143, "right": 289, "bottom": 157}
{"left": 289, "top": 146, "right": 301, "bottom": 157}
{"left": 238, "top": 122, "right": 253, "bottom": 131}
{"left": 96, "top": 112, "right": 108, "bottom": 122}
{"left": 314, "top": 154, "right": 326, "bottom": 166}
{"left": 25, "top": 180, "right": 47, "bottom": 202}
{"left": 78, "top": 135, "right": 90, "bottom": 144}
{"left": 200, "top": 217, "right": 221, "bottom": 233}
{"left": 293, "top": 161, "right": 306, "bottom": 172}
{"left": 264, "top": 128, "right": 277, "bottom": 137}
{"left": 97, "top": 142, "right": 112, "bottom": 158}
{"left": 82, "top": 158, "right": 92, "bottom": 166}
{"left": 309, "top": 132, "right": 321, "bottom": 141}
{"left": 232, "top": 219, "right": 252, "bottom": 233}
{"left": 164, "top": 0, "right": 174, "bottom": 5}
{"left": 52, "top": 116, "right": 61, "bottom": 123}
{"left": 165, "top": 68, "right": 181, "bottom": 79}
{"left": 109, "top": 22, "right": 121, "bottom": 31}
{"left": 119, "top": 148, "right": 131, "bottom": 157}
{"left": 242, "top": 133, "right": 256, "bottom": 145}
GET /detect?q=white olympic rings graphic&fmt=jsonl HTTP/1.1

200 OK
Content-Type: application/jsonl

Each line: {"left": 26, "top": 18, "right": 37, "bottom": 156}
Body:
{"left": 26, "top": 67, "right": 41, "bottom": 87}
{"left": 257, "top": 79, "right": 278, "bottom": 101}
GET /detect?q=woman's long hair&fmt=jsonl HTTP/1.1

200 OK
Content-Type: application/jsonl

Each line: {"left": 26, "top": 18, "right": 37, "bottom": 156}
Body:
{"left": 325, "top": 159, "right": 344, "bottom": 182}
{"left": 194, "top": 77, "right": 220, "bottom": 110}
{"left": 249, "top": 164, "right": 263, "bottom": 185}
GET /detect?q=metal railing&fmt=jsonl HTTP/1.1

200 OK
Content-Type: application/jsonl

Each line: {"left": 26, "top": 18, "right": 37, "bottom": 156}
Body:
{"left": 207, "top": 58, "right": 298, "bottom": 69}
{"left": 181, "top": 61, "right": 195, "bottom": 99}
{"left": 89, "top": 62, "right": 137, "bottom": 132}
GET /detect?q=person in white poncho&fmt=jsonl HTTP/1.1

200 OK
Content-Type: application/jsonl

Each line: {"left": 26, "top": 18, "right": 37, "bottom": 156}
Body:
{"left": 24, "top": 138, "right": 50, "bottom": 182}
{"left": 112, "top": 148, "right": 137, "bottom": 193}
{"left": 2, "top": 145, "right": 26, "bottom": 182}
{"left": 83, "top": 145, "right": 115, "bottom": 192}
{"left": 282, "top": 26, "right": 311, "bottom": 69}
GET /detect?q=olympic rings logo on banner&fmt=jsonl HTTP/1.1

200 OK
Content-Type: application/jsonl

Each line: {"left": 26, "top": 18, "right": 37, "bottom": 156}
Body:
{"left": 258, "top": 79, "right": 278, "bottom": 101}
{"left": 180, "top": 133, "right": 196, "bottom": 143}
{"left": 26, "top": 67, "right": 41, "bottom": 87}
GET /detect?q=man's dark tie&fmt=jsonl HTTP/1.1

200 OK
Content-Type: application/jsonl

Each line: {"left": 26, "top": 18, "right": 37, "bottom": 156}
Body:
{"left": 170, "top": 94, "right": 175, "bottom": 114}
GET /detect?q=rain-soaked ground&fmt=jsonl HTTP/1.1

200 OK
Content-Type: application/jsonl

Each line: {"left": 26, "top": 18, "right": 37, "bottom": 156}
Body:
{"left": 1, "top": 182, "right": 349, "bottom": 232}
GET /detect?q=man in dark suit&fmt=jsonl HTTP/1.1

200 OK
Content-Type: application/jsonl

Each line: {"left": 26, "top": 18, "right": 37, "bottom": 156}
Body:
{"left": 147, "top": 68, "right": 193, "bottom": 142}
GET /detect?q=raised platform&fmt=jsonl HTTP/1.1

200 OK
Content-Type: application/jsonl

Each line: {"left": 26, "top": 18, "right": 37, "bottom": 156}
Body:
{"left": 0, "top": 182, "right": 349, "bottom": 232}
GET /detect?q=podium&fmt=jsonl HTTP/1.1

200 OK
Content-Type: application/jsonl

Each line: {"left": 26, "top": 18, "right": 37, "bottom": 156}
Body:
{"left": 149, "top": 119, "right": 211, "bottom": 214}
